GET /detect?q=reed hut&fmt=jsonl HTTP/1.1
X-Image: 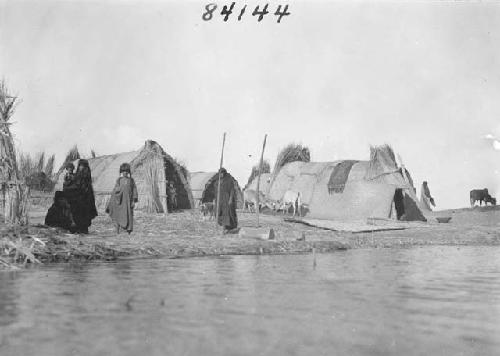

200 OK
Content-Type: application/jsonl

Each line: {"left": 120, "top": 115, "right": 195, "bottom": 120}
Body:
{"left": 267, "top": 145, "right": 426, "bottom": 221}
{"left": 189, "top": 171, "right": 244, "bottom": 209}
{"left": 56, "top": 140, "right": 194, "bottom": 212}
{"left": 245, "top": 173, "right": 272, "bottom": 195}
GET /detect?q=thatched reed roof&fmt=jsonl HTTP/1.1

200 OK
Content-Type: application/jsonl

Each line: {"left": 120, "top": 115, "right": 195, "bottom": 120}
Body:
{"left": 246, "top": 173, "right": 272, "bottom": 195}
{"left": 246, "top": 160, "right": 271, "bottom": 189}
{"left": 273, "top": 143, "right": 310, "bottom": 174}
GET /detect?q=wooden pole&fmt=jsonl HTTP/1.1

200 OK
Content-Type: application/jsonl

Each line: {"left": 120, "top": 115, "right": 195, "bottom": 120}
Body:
{"left": 255, "top": 134, "right": 267, "bottom": 227}
{"left": 215, "top": 133, "right": 226, "bottom": 227}
{"left": 164, "top": 194, "right": 168, "bottom": 222}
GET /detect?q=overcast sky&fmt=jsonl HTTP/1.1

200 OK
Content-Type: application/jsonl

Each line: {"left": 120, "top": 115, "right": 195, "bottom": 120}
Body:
{"left": 1, "top": 0, "right": 500, "bottom": 209}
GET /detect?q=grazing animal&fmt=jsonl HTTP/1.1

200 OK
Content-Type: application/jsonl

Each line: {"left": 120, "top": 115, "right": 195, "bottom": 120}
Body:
{"left": 470, "top": 189, "right": 496, "bottom": 207}
{"left": 243, "top": 189, "right": 267, "bottom": 213}
{"left": 280, "top": 190, "right": 302, "bottom": 217}
{"left": 200, "top": 201, "right": 215, "bottom": 220}
{"left": 486, "top": 195, "right": 497, "bottom": 206}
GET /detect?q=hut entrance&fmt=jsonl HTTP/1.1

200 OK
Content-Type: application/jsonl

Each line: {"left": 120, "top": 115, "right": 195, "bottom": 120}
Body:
{"left": 164, "top": 158, "right": 191, "bottom": 211}
{"left": 393, "top": 189, "right": 405, "bottom": 220}
{"left": 201, "top": 178, "right": 217, "bottom": 204}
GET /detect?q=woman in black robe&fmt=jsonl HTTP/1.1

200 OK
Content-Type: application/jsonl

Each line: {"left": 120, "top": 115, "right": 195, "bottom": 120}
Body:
{"left": 64, "top": 159, "right": 98, "bottom": 234}
{"left": 214, "top": 168, "right": 238, "bottom": 233}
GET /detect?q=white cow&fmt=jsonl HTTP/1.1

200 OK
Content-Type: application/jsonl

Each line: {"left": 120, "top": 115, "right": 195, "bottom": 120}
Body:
{"left": 281, "top": 190, "right": 301, "bottom": 217}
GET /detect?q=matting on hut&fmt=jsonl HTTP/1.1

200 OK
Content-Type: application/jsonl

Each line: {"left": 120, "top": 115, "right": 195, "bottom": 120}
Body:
{"left": 284, "top": 217, "right": 427, "bottom": 233}
{"left": 327, "top": 160, "right": 359, "bottom": 193}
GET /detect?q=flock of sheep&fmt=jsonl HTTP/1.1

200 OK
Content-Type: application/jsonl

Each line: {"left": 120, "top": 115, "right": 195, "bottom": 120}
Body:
{"left": 199, "top": 189, "right": 305, "bottom": 220}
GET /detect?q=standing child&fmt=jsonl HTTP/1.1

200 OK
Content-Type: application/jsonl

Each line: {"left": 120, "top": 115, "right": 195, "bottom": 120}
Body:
{"left": 106, "top": 163, "right": 138, "bottom": 234}
{"left": 168, "top": 181, "right": 177, "bottom": 212}
{"left": 63, "top": 162, "right": 75, "bottom": 190}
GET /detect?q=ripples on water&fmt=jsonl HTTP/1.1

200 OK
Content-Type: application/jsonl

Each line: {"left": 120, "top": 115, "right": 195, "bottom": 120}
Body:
{"left": 1, "top": 246, "right": 500, "bottom": 356}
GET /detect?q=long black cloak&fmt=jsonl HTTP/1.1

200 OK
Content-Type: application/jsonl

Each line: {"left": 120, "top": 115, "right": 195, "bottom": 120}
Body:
{"left": 214, "top": 174, "right": 238, "bottom": 230}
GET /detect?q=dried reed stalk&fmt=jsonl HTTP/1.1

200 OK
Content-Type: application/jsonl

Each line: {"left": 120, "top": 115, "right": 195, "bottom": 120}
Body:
{"left": 0, "top": 79, "right": 27, "bottom": 224}
{"left": 143, "top": 157, "right": 164, "bottom": 213}
{"left": 273, "top": 143, "right": 310, "bottom": 174}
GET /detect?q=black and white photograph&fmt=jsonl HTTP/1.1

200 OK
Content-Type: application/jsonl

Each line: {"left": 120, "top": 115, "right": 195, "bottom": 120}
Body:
{"left": 1, "top": 0, "right": 500, "bottom": 355}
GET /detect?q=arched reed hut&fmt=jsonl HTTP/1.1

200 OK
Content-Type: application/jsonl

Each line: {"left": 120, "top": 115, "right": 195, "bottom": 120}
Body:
{"left": 268, "top": 145, "right": 426, "bottom": 221}
{"left": 189, "top": 171, "right": 244, "bottom": 209}
{"left": 56, "top": 140, "right": 194, "bottom": 212}
{"left": 245, "top": 173, "right": 272, "bottom": 195}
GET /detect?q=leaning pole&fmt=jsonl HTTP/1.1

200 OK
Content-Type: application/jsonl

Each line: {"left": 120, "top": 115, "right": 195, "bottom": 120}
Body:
{"left": 215, "top": 132, "right": 226, "bottom": 229}
{"left": 255, "top": 134, "right": 267, "bottom": 227}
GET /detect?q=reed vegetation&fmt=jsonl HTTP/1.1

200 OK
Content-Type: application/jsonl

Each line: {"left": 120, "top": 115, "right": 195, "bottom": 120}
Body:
{"left": 0, "top": 79, "right": 28, "bottom": 224}
{"left": 273, "top": 143, "right": 310, "bottom": 174}
{"left": 246, "top": 159, "right": 270, "bottom": 187}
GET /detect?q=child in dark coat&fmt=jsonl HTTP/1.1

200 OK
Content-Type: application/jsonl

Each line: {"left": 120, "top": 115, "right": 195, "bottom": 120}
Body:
{"left": 106, "top": 163, "right": 138, "bottom": 234}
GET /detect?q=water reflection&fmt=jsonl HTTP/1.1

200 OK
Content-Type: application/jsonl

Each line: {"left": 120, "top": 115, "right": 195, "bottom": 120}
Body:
{"left": 0, "top": 272, "right": 20, "bottom": 328}
{"left": 0, "top": 246, "right": 499, "bottom": 356}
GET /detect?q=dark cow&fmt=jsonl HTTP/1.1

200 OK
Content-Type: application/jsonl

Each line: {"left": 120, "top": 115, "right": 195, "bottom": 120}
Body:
{"left": 470, "top": 189, "right": 497, "bottom": 207}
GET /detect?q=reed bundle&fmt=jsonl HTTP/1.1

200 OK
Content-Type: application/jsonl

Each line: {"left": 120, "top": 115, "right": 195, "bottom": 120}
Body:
{"left": 143, "top": 157, "right": 164, "bottom": 213}
{"left": 273, "top": 143, "right": 310, "bottom": 174}
{"left": 58, "top": 145, "right": 81, "bottom": 174}
{"left": 18, "top": 151, "right": 56, "bottom": 191}
{"left": 0, "top": 79, "right": 28, "bottom": 224}
{"left": 246, "top": 159, "right": 270, "bottom": 187}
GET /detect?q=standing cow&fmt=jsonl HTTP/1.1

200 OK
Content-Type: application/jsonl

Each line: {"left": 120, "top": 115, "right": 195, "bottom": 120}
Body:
{"left": 470, "top": 188, "right": 497, "bottom": 207}
{"left": 280, "top": 190, "right": 302, "bottom": 217}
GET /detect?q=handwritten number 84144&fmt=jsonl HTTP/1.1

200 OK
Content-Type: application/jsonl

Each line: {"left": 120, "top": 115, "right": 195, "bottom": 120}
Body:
{"left": 202, "top": 3, "right": 290, "bottom": 23}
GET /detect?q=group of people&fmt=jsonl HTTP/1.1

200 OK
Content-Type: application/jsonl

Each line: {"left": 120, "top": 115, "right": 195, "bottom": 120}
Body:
{"left": 45, "top": 163, "right": 238, "bottom": 235}
{"left": 45, "top": 159, "right": 98, "bottom": 233}
{"left": 45, "top": 161, "right": 138, "bottom": 234}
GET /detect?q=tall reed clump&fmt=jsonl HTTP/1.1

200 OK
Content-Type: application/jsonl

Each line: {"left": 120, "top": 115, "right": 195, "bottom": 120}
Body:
{"left": 58, "top": 145, "right": 81, "bottom": 174}
{"left": 143, "top": 157, "right": 164, "bottom": 213}
{"left": 246, "top": 159, "right": 270, "bottom": 187}
{"left": 18, "top": 151, "right": 56, "bottom": 191}
{"left": 365, "top": 144, "right": 397, "bottom": 181}
{"left": 273, "top": 143, "right": 311, "bottom": 174}
{"left": 0, "top": 79, "right": 28, "bottom": 224}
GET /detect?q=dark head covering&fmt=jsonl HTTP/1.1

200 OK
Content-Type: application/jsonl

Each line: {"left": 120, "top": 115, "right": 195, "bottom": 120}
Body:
{"left": 219, "top": 168, "right": 227, "bottom": 175}
{"left": 65, "top": 162, "right": 75, "bottom": 171}
{"left": 76, "top": 159, "right": 90, "bottom": 176}
{"left": 120, "top": 163, "right": 131, "bottom": 174}
{"left": 76, "top": 159, "right": 93, "bottom": 193}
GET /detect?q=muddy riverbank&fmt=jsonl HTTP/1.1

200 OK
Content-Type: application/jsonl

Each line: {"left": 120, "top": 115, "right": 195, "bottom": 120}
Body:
{"left": 1, "top": 205, "right": 500, "bottom": 266}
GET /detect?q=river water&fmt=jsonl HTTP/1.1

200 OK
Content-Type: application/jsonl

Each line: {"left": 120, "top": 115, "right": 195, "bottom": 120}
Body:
{"left": 1, "top": 246, "right": 499, "bottom": 356}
